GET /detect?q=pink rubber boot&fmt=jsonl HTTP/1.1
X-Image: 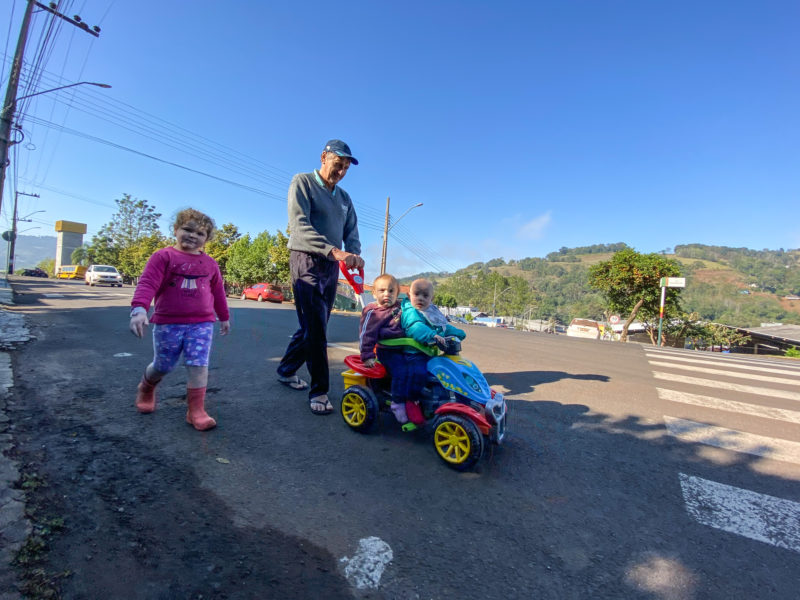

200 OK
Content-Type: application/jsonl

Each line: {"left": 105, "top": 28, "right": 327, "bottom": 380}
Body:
{"left": 185, "top": 387, "right": 216, "bottom": 431}
{"left": 135, "top": 374, "right": 159, "bottom": 413}
{"left": 405, "top": 401, "right": 425, "bottom": 425}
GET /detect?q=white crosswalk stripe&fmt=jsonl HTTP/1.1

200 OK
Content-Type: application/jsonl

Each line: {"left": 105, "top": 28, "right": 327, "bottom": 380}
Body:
{"left": 679, "top": 474, "right": 800, "bottom": 553}
{"left": 645, "top": 351, "right": 800, "bottom": 376}
{"left": 649, "top": 360, "right": 799, "bottom": 385}
{"left": 645, "top": 347, "right": 800, "bottom": 553}
{"left": 657, "top": 388, "right": 800, "bottom": 425}
{"left": 664, "top": 416, "right": 800, "bottom": 465}
{"left": 652, "top": 371, "right": 800, "bottom": 401}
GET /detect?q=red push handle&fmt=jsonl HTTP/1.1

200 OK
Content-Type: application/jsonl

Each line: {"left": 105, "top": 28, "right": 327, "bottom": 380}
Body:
{"left": 339, "top": 261, "right": 365, "bottom": 294}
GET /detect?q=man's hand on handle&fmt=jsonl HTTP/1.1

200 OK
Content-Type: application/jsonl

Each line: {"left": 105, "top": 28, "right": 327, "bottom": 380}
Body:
{"left": 330, "top": 248, "right": 364, "bottom": 270}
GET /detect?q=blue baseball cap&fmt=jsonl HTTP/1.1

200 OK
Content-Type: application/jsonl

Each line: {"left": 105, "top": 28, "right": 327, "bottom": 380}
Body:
{"left": 323, "top": 139, "right": 358, "bottom": 165}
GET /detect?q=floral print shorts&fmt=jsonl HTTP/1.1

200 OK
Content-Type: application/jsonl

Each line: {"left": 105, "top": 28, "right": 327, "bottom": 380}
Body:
{"left": 152, "top": 322, "right": 215, "bottom": 372}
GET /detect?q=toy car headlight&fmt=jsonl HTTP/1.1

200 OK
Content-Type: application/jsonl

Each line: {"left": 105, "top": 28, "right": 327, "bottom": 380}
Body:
{"left": 463, "top": 373, "right": 483, "bottom": 395}
{"left": 486, "top": 393, "right": 505, "bottom": 421}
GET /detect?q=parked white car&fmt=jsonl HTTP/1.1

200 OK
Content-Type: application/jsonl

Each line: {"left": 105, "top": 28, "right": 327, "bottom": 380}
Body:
{"left": 85, "top": 265, "right": 123, "bottom": 287}
{"left": 566, "top": 318, "right": 601, "bottom": 339}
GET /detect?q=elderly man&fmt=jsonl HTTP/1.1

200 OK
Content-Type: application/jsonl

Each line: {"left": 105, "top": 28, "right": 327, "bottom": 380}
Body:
{"left": 276, "top": 139, "right": 365, "bottom": 415}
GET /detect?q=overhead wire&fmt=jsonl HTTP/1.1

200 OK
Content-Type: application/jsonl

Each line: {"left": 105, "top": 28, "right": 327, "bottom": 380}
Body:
{"left": 15, "top": 67, "right": 297, "bottom": 191}
{"left": 2, "top": 50, "right": 452, "bottom": 274}
{"left": 24, "top": 114, "right": 290, "bottom": 201}
{"left": 1, "top": 0, "right": 16, "bottom": 86}
{"left": 34, "top": 0, "right": 95, "bottom": 184}
{"left": 16, "top": 2, "right": 68, "bottom": 188}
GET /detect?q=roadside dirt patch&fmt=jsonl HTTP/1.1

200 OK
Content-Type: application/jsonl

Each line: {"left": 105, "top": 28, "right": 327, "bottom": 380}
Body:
{"left": 8, "top": 384, "right": 360, "bottom": 599}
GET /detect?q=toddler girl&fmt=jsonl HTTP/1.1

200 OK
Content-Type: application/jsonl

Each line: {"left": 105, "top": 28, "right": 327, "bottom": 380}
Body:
{"left": 129, "top": 208, "right": 230, "bottom": 430}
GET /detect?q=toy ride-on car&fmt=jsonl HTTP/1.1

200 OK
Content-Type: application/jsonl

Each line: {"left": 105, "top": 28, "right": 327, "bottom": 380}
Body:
{"left": 340, "top": 337, "right": 507, "bottom": 471}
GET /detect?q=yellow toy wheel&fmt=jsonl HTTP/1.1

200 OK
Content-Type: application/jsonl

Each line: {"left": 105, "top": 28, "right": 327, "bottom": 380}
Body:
{"left": 340, "top": 385, "right": 378, "bottom": 432}
{"left": 433, "top": 415, "right": 484, "bottom": 470}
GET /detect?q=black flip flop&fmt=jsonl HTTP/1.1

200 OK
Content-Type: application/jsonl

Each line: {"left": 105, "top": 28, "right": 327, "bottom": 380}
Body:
{"left": 309, "top": 396, "right": 333, "bottom": 415}
{"left": 278, "top": 375, "right": 308, "bottom": 390}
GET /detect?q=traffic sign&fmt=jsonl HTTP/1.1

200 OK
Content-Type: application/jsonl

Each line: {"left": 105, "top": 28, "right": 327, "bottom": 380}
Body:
{"left": 609, "top": 315, "right": 620, "bottom": 324}
{"left": 660, "top": 277, "right": 686, "bottom": 288}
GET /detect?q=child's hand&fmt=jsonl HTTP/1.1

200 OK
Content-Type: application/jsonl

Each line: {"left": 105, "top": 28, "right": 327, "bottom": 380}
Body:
{"left": 130, "top": 312, "right": 149, "bottom": 338}
{"left": 363, "top": 358, "right": 376, "bottom": 368}
{"left": 219, "top": 320, "right": 230, "bottom": 335}
{"left": 433, "top": 335, "right": 446, "bottom": 348}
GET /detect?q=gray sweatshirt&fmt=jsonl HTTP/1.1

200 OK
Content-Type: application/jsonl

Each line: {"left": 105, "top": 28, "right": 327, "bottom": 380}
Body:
{"left": 286, "top": 171, "right": 361, "bottom": 258}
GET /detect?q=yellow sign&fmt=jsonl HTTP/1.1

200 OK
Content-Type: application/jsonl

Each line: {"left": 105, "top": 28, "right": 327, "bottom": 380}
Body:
{"left": 55, "top": 220, "right": 87, "bottom": 234}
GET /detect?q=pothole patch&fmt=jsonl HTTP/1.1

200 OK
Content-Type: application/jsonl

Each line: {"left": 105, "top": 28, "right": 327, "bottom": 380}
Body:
{"left": 340, "top": 536, "right": 393, "bottom": 589}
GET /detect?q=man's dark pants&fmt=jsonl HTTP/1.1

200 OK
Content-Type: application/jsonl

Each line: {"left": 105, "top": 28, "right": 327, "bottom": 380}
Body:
{"left": 277, "top": 251, "right": 339, "bottom": 399}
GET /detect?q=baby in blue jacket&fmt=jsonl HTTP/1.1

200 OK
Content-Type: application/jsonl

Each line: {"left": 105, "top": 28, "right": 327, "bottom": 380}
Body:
{"left": 398, "top": 278, "right": 466, "bottom": 424}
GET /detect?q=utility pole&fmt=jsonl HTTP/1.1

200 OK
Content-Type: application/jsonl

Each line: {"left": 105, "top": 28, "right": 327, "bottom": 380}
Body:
{"left": 380, "top": 197, "right": 390, "bottom": 275}
{"left": 0, "top": 0, "right": 101, "bottom": 217}
{"left": 379, "top": 198, "right": 422, "bottom": 275}
{"left": 0, "top": 0, "right": 35, "bottom": 219}
{"left": 7, "top": 191, "right": 40, "bottom": 274}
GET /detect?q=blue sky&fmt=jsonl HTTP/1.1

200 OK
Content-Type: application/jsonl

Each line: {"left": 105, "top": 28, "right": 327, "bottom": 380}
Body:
{"left": 2, "top": 0, "right": 799, "bottom": 282}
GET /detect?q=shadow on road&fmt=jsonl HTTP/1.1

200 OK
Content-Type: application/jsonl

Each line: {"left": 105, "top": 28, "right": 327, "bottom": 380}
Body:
{"left": 485, "top": 369, "right": 610, "bottom": 396}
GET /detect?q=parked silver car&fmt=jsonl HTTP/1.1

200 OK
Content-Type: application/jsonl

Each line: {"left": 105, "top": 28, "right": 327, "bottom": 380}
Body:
{"left": 85, "top": 265, "right": 123, "bottom": 287}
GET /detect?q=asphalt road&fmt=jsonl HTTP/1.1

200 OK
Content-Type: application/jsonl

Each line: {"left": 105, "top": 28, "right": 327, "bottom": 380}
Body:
{"left": 4, "top": 276, "right": 800, "bottom": 599}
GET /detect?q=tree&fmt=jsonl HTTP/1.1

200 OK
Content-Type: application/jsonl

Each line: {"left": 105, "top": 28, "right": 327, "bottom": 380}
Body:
{"left": 86, "top": 194, "right": 163, "bottom": 278}
{"left": 117, "top": 233, "right": 169, "bottom": 281}
{"left": 97, "top": 194, "right": 161, "bottom": 248}
{"left": 434, "top": 292, "right": 457, "bottom": 309}
{"left": 205, "top": 223, "right": 241, "bottom": 277}
{"left": 71, "top": 245, "right": 90, "bottom": 266}
{"left": 266, "top": 229, "right": 290, "bottom": 284}
{"left": 86, "top": 233, "right": 119, "bottom": 268}
{"left": 36, "top": 258, "right": 55, "bottom": 277}
{"left": 589, "top": 248, "right": 682, "bottom": 342}
{"left": 701, "top": 323, "right": 751, "bottom": 351}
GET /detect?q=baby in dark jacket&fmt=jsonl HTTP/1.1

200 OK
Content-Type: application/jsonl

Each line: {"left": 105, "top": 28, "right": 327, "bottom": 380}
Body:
{"left": 358, "top": 273, "right": 411, "bottom": 423}
{"left": 359, "top": 273, "right": 404, "bottom": 367}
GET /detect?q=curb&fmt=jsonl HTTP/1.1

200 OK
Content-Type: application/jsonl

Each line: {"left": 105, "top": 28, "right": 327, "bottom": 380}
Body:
{"left": 0, "top": 276, "right": 28, "bottom": 600}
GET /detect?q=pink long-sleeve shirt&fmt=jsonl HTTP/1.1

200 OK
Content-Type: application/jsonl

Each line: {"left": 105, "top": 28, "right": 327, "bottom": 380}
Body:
{"left": 131, "top": 247, "right": 230, "bottom": 324}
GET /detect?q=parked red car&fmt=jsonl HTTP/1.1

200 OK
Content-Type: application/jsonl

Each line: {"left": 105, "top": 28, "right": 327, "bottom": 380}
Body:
{"left": 241, "top": 283, "right": 283, "bottom": 303}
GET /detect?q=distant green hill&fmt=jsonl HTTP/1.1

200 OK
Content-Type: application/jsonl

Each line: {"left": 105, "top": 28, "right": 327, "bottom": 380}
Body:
{"left": 412, "top": 243, "right": 800, "bottom": 327}
{"left": 0, "top": 235, "right": 57, "bottom": 271}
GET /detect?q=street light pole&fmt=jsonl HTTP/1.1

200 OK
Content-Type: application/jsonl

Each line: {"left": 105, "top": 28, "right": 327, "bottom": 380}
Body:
{"left": 379, "top": 198, "right": 423, "bottom": 274}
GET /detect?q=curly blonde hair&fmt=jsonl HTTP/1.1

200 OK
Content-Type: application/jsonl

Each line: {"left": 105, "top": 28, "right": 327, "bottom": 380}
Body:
{"left": 173, "top": 208, "right": 216, "bottom": 241}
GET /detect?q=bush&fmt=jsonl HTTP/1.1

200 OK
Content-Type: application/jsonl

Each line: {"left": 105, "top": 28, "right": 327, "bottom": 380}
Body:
{"left": 785, "top": 346, "right": 800, "bottom": 358}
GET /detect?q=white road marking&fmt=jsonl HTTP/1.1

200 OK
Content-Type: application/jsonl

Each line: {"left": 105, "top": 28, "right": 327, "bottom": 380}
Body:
{"left": 657, "top": 388, "right": 800, "bottom": 425}
{"left": 645, "top": 353, "right": 800, "bottom": 377}
{"left": 652, "top": 372, "right": 800, "bottom": 401}
{"left": 679, "top": 473, "right": 800, "bottom": 553}
{"left": 665, "top": 416, "right": 800, "bottom": 465}
{"left": 43, "top": 293, "right": 64, "bottom": 298}
{"left": 328, "top": 343, "right": 359, "bottom": 352}
{"left": 648, "top": 360, "right": 799, "bottom": 386}
{"left": 113, "top": 352, "right": 133, "bottom": 358}
{"left": 339, "top": 536, "right": 393, "bottom": 589}
{"left": 645, "top": 348, "right": 800, "bottom": 371}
